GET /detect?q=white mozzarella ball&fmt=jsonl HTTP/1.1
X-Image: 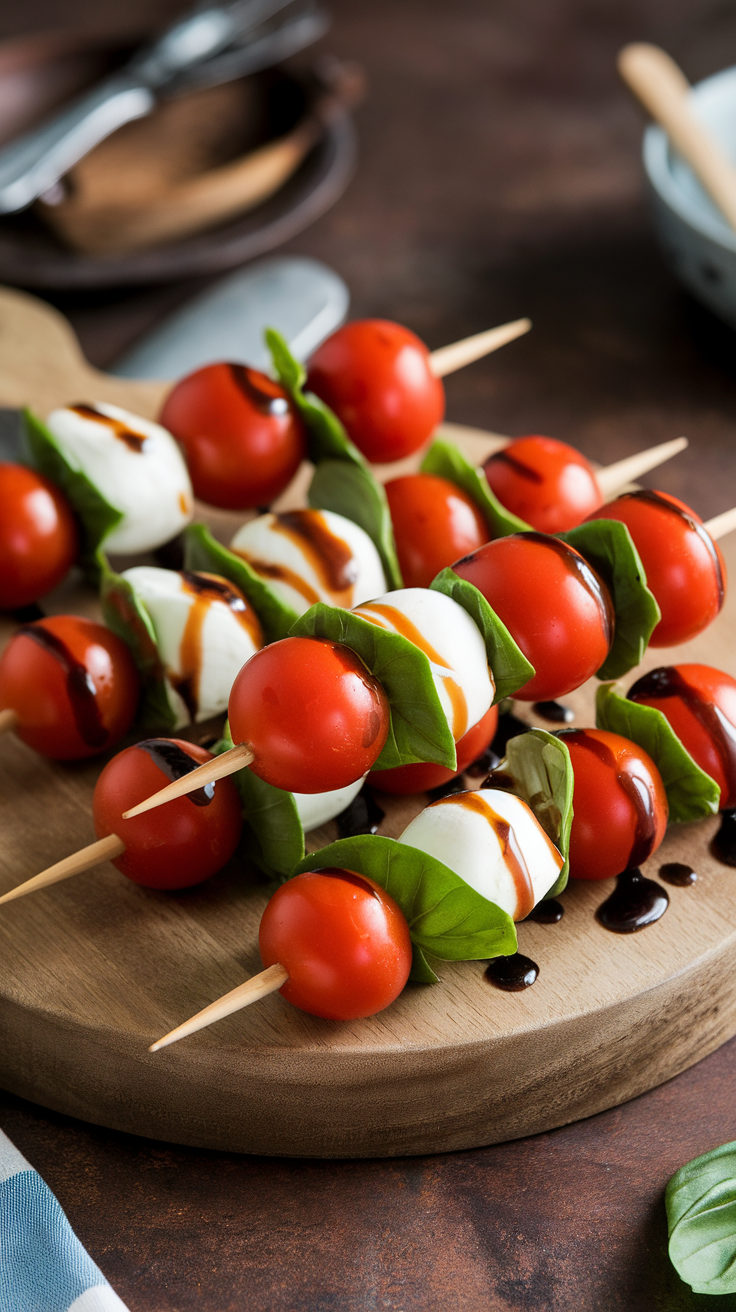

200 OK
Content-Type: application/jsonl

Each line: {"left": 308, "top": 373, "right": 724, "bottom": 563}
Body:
{"left": 122, "top": 566, "right": 262, "bottom": 727}
{"left": 46, "top": 402, "right": 193, "bottom": 553}
{"left": 399, "top": 788, "right": 563, "bottom": 920}
{"left": 230, "top": 508, "right": 387, "bottom": 617}
{"left": 353, "top": 588, "right": 493, "bottom": 742}
{"left": 293, "top": 776, "right": 365, "bottom": 832}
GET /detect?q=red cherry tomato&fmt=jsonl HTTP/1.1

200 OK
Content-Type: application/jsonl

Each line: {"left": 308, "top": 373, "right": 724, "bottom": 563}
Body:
{"left": 259, "top": 868, "right": 412, "bottom": 1019}
{"left": 484, "top": 436, "right": 603, "bottom": 534}
{"left": 370, "top": 704, "right": 499, "bottom": 794}
{"left": 93, "top": 738, "right": 242, "bottom": 890}
{"left": 0, "top": 616, "right": 139, "bottom": 759}
{"left": 0, "top": 463, "right": 78, "bottom": 609}
{"left": 452, "top": 533, "right": 614, "bottom": 701}
{"left": 159, "top": 362, "right": 307, "bottom": 509}
{"left": 306, "top": 320, "right": 445, "bottom": 462}
{"left": 628, "top": 664, "right": 736, "bottom": 809}
{"left": 228, "top": 636, "right": 390, "bottom": 793}
{"left": 385, "top": 473, "right": 489, "bottom": 588}
{"left": 559, "top": 728, "right": 668, "bottom": 880}
{"left": 586, "top": 490, "right": 726, "bottom": 646}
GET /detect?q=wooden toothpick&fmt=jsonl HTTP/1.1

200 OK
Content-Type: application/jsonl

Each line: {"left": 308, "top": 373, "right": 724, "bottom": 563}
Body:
{"left": 149, "top": 963, "right": 289, "bottom": 1051}
{"left": 704, "top": 507, "right": 736, "bottom": 541}
{"left": 596, "top": 437, "right": 688, "bottom": 496}
{"left": 122, "top": 742, "right": 254, "bottom": 820}
{"left": 0, "top": 708, "right": 19, "bottom": 736}
{"left": 429, "top": 318, "right": 532, "bottom": 378}
{"left": 0, "top": 833, "right": 125, "bottom": 906}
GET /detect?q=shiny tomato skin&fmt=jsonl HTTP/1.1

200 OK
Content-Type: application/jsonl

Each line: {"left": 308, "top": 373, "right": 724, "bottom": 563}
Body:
{"left": 586, "top": 490, "right": 726, "bottom": 646}
{"left": 370, "top": 703, "right": 499, "bottom": 794}
{"left": 159, "top": 362, "right": 307, "bottom": 509}
{"left": 628, "top": 664, "right": 736, "bottom": 808}
{"left": 484, "top": 436, "right": 603, "bottom": 533}
{"left": 306, "top": 320, "right": 445, "bottom": 462}
{"left": 0, "top": 615, "right": 140, "bottom": 759}
{"left": 452, "top": 534, "right": 614, "bottom": 701}
{"left": 259, "top": 868, "right": 412, "bottom": 1019}
{"left": 0, "top": 463, "right": 78, "bottom": 608}
{"left": 93, "top": 739, "right": 242, "bottom": 890}
{"left": 228, "top": 636, "right": 390, "bottom": 793}
{"left": 385, "top": 473, "right": 489, "bottom": 587}
{"left": 560, "top": 729, "right": 668, "bottom": 881}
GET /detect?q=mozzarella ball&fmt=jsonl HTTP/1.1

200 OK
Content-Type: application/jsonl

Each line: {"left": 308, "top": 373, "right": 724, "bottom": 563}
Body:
{"left": 230, "top": 508, "right": 387, "bottom": 617}
{"left": 293, "top": 775, "right": 366, "bottom": 831}
{"left": 46, "top": 402, "right": 193, "bottom": 553}
{"left": 353, "top": 587, "right": 493, "bottom": 742}
{"left": 122, "top": 566, "right": 263, "bottom": 727}
{"left": 399, "top": 787, "right": 563, "bottom": 920}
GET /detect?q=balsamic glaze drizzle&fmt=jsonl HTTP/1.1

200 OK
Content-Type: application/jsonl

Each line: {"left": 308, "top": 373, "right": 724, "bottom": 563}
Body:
{"left": 484, "top": 953, "right": 539, "bottom": 990}
{"left": 629, "top": 666, "right": 736, "bottom": 806}
{"left": 136, "top": 739, "right": 215, "bottom": 806}
{"left": 527, "top": 898, "right": 565, "bottom": 923}
{"left": 336, "top": 787, "right": 385, "bottom": 838}
{"left": 19, "top": 623, "right": 108, "bottom": 748}
{"left": 712, "top": 808, "right": 736, "bottom": 867}
{"left": 595, "top": 868, "right": 669, "bottom": 933}
{"left": 533, "top": 700, "right": 574, "bottom": 724}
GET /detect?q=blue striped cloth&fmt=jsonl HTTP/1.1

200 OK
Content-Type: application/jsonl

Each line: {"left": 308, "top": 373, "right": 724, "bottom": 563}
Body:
{"left": 0, "top": 1129, "right": 129, "bottom": 1312}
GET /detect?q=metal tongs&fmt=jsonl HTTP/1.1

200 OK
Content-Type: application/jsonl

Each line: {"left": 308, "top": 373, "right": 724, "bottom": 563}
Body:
{"left": 0, "top": 0, "right": 330, "bottom": 214}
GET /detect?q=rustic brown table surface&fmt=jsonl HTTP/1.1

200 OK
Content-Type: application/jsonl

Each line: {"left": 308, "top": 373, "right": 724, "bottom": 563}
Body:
{"left": 3, "top": 0, "right": 736, "bottom": 1308}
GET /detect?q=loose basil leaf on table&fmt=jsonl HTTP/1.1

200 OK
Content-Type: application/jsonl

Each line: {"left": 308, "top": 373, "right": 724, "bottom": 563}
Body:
{"left": 430, "top": 568, "right": 534, "bottom": 703}
{"left": 421, "top": 438, "right": 531, "bottom": 537}
{"left": 291, "top": 602, "right": 457, "bottom": 771}
{"left": 215, "top": 721, "right": 305, "bottom": 882}
{"left": 500, "top": 729, "right": 573, "bottom": 896}
{"left": 25, "top": 409, "right": 123, "bottom": 580}
{"left": 295, "top": 834, "right": 517, "bottom": 983}
{"left": 557, "top": 519, "right": 661, "bottom": 680}
{"left": 98, "top": 553, "right": 177, "bottom": 732}
{"left": 666, "top": 1139, "right": 736, "bottom": 1295}
{"left": 183, "top": 522, "right": 297, "bottom": 643}
{"left": 596, "top": 683, "right": 720, "bottom": 822}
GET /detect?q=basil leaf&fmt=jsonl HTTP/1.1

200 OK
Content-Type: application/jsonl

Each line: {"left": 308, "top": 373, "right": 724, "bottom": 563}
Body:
{"left": 98, "top": 554, "right": 177, "bottom": 732}
{"left": 308, "top": 459, "right": 403, "bottom": 589}
{"left": 215, "top": 721, "right": 304, "bottom": 881}
{"left": 291, "top": 603, "right": 457, "bottom": 771}
{"left": 182, "top": 522, "right": 297, "bottom": 643}
{"left": 421, "top": 438, "right": 530, "bottom": 536}
{"left": 266, "top": 328, "right": 364, "bottom": 468}
{"left": 430, "top": 568, "right": 534, "bottom": 702}
{"left": 501, "top": 729, "right": 572, "bottom": 896}
{"left": 558, "top": 520, "right": 661, "bottom": 680}
{"left": 25, "top": 408, "right": 123, "bottom": 579}
{"left": 295, "top": 834, "right": 517, "bottom": 972}
{"left": 596, "top": 683, "right": 720, "bottom": 821}
{"left": 666, "top": 1140, "right": 736, "bottom": 1295}
{"left": 409, "top": 946, "right": 440, "bottom": 985}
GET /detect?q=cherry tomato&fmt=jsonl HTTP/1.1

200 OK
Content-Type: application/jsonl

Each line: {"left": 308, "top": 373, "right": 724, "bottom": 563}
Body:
{"left": 370, "top": 703, "right": 499, "bottom": 794}
{"left": 385, "top": 473, "right": 489, "bottom": 588}
{"left": 228, "top": 636, "right": 390, "bottom": 793}
{"left": 628, "top": 664, "right": 736, "bottom": 809}
{"left": 259, "top": 868, "right": 412, "bottom": 1019}
{"left": 0, "top": 615, "right": 139, "bottom": 759}
{"left": 93, "top": 738, "right": 242, "bottom": 890}
{"left": 586, "top": 490, "right": 725, "bottom": 646}
{"left": 159, "top": 362, "right": 307, "bottom": 509}
{"left": 483, "top": 436, "right": 603, "bottom": 534}
{"left": 559, "top": 728, "right": 668, "bottom": 880}
{"left": 0, "top": 463, "right": 78, "bottom": 609}
{"left": 306, "top": 320, "right": 445, "bottom": 462}
{"left": 452, "top": 533, "right": 614, "bottom": 701}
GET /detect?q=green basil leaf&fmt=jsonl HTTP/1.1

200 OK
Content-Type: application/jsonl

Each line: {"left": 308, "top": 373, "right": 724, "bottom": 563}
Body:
{"left": 596, "top": 683, "right": 720, "bottom": 821}
{"left": 24, "top": 408, "right": 123, "bottom": 579}
{"left": 430, "top": 568, "right": 534, "bottom": 703}
{"left": 500, "top": 729, "right": 572, "bottom": 896}
{"left": 666, "top": 1140, "right": 736, "bottom": 1294}
{"left": 291, "top": 603, "right": 457, "bottom": 771}
{"left": 558, "top": 519, "right": 661, "bottom": 680}
{"left": 409, "top": 945, "right": 440, "bottom": 985}
{"left": 215, "top": 721, "right": 304, "bottom": 881}
{"left": 421, "top": 438, "right": 531, "bottom": 536}
{"left": 295, "top": 834, "right": 517, "bottom": 968}
{"left": 266, "top": 328, "right": 364, "bottom": 468}
{"left": 308, "top": 458, "right": 403, "bottom": 589}
{"left": 182, "top": 522, "right": 297, "bottom": 643}
{"left": 98, "top": 553, "right": 177, "bottom": 732}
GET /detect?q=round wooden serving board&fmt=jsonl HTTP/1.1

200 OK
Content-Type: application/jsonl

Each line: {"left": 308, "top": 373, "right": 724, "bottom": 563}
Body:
{"left": 0, "top": 285, "right": 734, "bottom": 1159}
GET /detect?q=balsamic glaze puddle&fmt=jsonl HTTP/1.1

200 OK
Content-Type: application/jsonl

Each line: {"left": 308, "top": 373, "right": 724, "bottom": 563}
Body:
{"left": 465, "top": 747, "right": 501, "bottom": 778}
{"left": 533, "top": 700, "right": 574, "bottom": 724}
{"left": 485, "top": 953, "right": 539, "bottom": 990}
{"left": 596, "top": 868, "right": 669, "bottom": 933}
{"left": 659, "top": 862, "right": 698, "bottom": 887}
{"left": 528, "top": 898, "right": 565, "bottom": 923}
{"left": 712, "top": 808, "right": 736, "bottom": 867}
{"left": 137, "top": 739, "right": 215, "bottom": 807}
{"left": 337, "top": 787, "right": 385, "bottom": 838}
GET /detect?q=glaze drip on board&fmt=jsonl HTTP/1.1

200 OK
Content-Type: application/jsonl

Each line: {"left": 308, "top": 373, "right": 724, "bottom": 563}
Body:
{"left": 595, "top": 868, "right": 669, "bottom": 933}
{"left": 484, "top": 953, "right": 539, "bottom": 990}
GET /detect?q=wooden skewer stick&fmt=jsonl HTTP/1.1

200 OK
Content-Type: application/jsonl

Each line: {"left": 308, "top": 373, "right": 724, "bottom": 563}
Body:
{"left": 618, "top": 43, "right": 736, "bottom": 233}
{"left": 149, "top": 963, "right": 289, "bottom": 1052}
{"left": 0, "top": 708, "right": 19, "bottom": 735}
{"left": 704, "top": 507, "right": 736, "bottom": 541}
{"left": 428, "top": 318, "right": 531, "bottom": 378}
{"left": 596, "top": 436, "right": 688, "bottom": 496}
{"left": 122, "top": 742, "right": 254, "bottom": 820}
{"left": 0, "top": 833, "right": 125, "bottom": 906}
